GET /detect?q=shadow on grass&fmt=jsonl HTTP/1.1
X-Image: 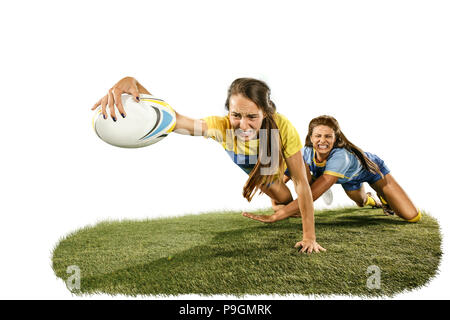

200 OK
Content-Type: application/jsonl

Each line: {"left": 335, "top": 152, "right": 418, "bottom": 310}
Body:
{"left": 78, "top": 226, "right": 284, "bottom": 295}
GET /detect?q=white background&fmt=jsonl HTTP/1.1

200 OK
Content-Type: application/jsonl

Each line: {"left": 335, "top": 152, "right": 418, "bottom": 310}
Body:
{"left": 0, "top": 0, "right": 449, "bottom": 299}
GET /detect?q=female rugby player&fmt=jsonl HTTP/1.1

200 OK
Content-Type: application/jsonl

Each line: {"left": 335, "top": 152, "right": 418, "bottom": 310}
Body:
{"left": 91, "top": 76, "right": 325, "bottom": 253}
{"left": 243, "top": 115, "right": 421, "bottom": 223}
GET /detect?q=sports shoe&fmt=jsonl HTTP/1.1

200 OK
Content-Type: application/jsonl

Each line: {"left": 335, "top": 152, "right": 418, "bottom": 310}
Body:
{"left": 366, "top": 192, "right": 382, "bottom": 208}
{"left": 378, "top": 194, "right": 395, "bottom": 216}
{"left": 322, "top": 188, "right": 333, "bottom": 206}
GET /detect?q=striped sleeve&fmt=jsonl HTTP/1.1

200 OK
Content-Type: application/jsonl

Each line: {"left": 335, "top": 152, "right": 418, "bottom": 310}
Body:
{"left": 201, "top": 116, "right": 230, "bottom": 143}
{"left": 275, "top": 113, "right": 303, "bottom": 159}
{"left": 324, "top": 149, "right": 352, "bottom": 179}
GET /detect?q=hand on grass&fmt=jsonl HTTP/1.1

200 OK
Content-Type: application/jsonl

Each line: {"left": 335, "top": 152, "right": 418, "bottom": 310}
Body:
{"left": 242, "top": 209, "right": 299, "bottom": 223}
{"left": 242, "top": 212, "right": 274, "bottom": 223}
{"left": 91, "top": 76, "right": 141, "bottom": 120}
{"left": 295, "top": 239, "right": 326, "bottom": 254}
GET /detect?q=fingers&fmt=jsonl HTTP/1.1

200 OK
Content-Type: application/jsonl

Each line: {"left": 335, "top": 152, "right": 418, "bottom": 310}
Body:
{"left": 294, "top": 242, "right": 303, "bottom": 252}
{"left": 303, "top": 245, "right": 310, "bottom": 254}
{"left": 242, "top": 212, "right": 259, "bottom": 220}
{"left": 294, "top": 241, "right": 326, "bottom": 254}
{"left": 113, "top": 89, "right": 126, "bottom": 118}
{"left": 298, "top": 243, "right": 309, "bottom": 254}
{"left": 313, "top": 245, "right": 326, "bottom": 253}
{"left": 129, "top": 85, "right": 140, "bottom": 102}
{"left": 108, "top": 90, "right": 117, "bottom": 121}
{"left": 242, "top": 212, "right": 274, "bottom": 223}
{"left": 91, "top": 99, "right": 101, "bottom": 111}
{"left": 94, "top": 90, "right": 125, "bottom": 121}
{"left": 93, "top": 77, "right": 142, "bottom": 119}
{"left": 242, "top": 212, "right": 258, "bottom": 221}
{"left": 299, "top": 245, "right": 306, "bottom": 254}
{"left": 90, "top": 95, "right": 107, "bottom": 119}
{"left": 100, "top": 95, "right": 108, "bottom": 119}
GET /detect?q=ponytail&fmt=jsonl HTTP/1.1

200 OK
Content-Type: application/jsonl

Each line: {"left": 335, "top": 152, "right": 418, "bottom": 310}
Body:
{"left": 243, "top": 112, "right": 285, "bottom": 201}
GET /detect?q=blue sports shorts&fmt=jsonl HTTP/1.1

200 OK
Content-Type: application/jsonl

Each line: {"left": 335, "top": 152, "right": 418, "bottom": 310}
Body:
{"left": 341, "top": 152, "right": 390, "bottom": 191}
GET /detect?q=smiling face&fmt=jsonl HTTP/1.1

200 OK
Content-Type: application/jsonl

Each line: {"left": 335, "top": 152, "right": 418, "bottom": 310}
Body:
{"left": 311, "top": 125, "right": 336, "bottom": 161}
{"left": 228, "top": 94, "right": 265, "bottom": 141}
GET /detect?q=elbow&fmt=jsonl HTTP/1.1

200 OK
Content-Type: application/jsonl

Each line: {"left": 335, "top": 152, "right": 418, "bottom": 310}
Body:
{"left": 293, "top": 178, "right": 310, "bottom": 195}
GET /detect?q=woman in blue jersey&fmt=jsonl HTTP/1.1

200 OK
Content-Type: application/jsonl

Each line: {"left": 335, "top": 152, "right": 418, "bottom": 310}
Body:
{"left": 243, "top": 115, "right": 422, "bottom": 223}
{"left": 91, "top": 76, "right": 325, "bottom": 253}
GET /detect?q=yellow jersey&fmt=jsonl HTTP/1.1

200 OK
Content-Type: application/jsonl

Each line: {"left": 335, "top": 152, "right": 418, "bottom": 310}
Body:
{"left": 202, "top": 113, "right": 302, "bottom": 175}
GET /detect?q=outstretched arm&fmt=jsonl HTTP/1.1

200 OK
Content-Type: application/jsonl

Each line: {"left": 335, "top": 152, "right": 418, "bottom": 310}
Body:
{"left": 173, "top": 112, "right": 208, "bottom": 136}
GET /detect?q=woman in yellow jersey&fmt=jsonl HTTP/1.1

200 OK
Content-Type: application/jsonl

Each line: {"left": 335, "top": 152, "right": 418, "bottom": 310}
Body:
{"left": 91, "top": 76, "right": 325, "bottom": 254}
{"left": 244, "top": 115, "right": 421, "bottom": 223}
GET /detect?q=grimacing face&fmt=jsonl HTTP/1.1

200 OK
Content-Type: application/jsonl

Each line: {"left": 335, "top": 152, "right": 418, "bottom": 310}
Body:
{"left": 228, "top": 94, "right": 264, "bottom": 141}
{"left": 311, "top": 125, "right": 336, "bottom": 160}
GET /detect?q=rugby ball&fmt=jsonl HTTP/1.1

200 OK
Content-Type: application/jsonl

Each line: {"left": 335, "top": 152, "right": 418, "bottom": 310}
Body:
{"left": 93, "top": 94, "right": 176, "bottom": 148}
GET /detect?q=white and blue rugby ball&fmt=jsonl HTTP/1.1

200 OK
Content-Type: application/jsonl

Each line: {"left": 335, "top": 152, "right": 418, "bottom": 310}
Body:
{"left": 93, "top": 94, "right": 176, "bottom": 148}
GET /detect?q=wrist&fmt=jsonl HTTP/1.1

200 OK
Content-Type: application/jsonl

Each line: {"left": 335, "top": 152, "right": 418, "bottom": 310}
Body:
{"left": 136, "top": 81, "right": 151, "bottom": 95}
{"left": 302, "top": 234, "right": 316, "bottom": 242}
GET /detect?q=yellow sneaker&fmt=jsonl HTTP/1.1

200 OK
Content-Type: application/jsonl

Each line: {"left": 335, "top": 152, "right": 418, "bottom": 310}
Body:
{"left": 366, "top": 192, "right": 382, "bottom": 208}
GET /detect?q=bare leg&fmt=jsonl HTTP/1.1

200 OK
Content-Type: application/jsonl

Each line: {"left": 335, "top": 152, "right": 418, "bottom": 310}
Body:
{"left": 242, "top": 180, "right": 298, "bottom": 223}
{"left": 259, "top": 179, "right": 293, "bottom": 204}
{"left": 271, "top": 198, "right": 286, "bottom": 211}
{"left": 370, "top": 173, "right": 420, "bottom": 221}
{"left": 344, "top": 186, "right": 368, "bottom": 207}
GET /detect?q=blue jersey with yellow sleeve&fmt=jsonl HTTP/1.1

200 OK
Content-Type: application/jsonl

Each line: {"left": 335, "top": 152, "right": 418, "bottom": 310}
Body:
{"left": 302, "top": 146, "right": 364, "bottom": 184}
{"left": 202, "top": 113, "right": 302, "bottom": 175}
{"left": 298, "top": 146, "right": 390, "bottom": 191}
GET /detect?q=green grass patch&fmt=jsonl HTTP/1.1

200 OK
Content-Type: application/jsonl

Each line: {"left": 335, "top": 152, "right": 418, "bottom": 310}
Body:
{"left": 52, "top": 207, "right": 442, "bottom": 297}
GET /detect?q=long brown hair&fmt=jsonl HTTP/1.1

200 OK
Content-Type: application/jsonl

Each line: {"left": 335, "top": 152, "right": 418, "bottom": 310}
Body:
{"left": 305, "top": 115, "right": 383, "bottom": 177}
{"left": 225, "top": 78, "right": 285, "bottom": 201}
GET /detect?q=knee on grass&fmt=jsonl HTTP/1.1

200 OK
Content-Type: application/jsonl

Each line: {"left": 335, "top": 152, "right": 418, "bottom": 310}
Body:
{"left": 404, "top": 210, "right": 422, "bottom": 223}
{"left": 355, "top": 201, "right": 365, "bottom": 208}
{"left": 354, "top": 198, "right": 366, "bottom": 208}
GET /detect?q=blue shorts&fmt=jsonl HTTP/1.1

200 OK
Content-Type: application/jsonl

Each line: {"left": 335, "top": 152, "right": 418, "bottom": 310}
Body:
{"left": 340, "top": 153, "right": 390, "bottom": 191}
